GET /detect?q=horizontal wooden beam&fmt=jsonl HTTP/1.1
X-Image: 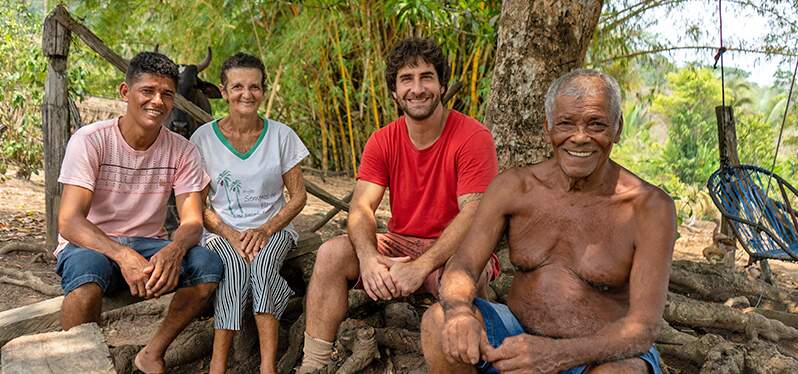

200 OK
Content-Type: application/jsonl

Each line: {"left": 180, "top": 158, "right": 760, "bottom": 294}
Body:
{"left": 50, "top": 4, "right": 212, "bottom": 124}
{"left": 305, "top": 180, "right": 350, "bottom": 212}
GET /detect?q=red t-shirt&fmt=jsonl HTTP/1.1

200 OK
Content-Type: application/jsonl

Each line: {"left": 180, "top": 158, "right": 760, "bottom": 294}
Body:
{"left": 358, "top": 110, "right": 498, "bottom": 238}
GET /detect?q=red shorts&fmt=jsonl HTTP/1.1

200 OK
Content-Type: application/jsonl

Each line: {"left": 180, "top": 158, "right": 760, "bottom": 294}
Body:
{"left": 350, "top": 232, "right": 501, "bottom": 297}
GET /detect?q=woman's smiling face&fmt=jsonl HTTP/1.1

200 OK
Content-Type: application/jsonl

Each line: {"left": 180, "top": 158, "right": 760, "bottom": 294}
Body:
{"left": 221, "top": 68, "right": 264, "bottom": 116}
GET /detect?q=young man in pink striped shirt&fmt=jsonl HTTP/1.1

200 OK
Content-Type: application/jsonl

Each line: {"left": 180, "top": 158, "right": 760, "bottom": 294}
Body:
{"left": 56, "top": 51, "right": 223, "bottom": 374}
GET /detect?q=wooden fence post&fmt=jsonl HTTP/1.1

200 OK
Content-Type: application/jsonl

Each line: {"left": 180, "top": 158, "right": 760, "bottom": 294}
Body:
{"left": 715, "top": 105, "right": 774, "bottom": 283}
{"left": 41, "top": 7, "right": 71, "bottom": 250}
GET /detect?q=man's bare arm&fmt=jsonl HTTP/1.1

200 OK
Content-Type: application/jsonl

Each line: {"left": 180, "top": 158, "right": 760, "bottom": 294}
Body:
{"left": 485, "top": 188, "right": 677, "bottom": 372}
{"left": 58, "top": 184, "right": 151, "bottom": 296}
{"left": 348, "top": 180, "right": 397, "bottom": 300}
{"left": 59, "top": 184, "right": 133, "bottom": 259}
{"left": 145, "top": 190, "right": 205, "bottom": 296}
{"left": 410, "top": 192, "right": 482, "bottom": 273}
{"left": 347, "top": 180, "right": 386, "bottom": 260}
{"left": 439, "top": 172, "right": 517, "bottom": 310}
{"left": 388, "top": 190, "right": 489, "bottom": 297}
{"left": 436, "top": 171, "right": 518, "bottom": 365}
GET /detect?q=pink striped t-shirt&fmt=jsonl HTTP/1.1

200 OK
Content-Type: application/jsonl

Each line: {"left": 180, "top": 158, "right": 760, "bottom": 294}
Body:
{"left": 55, "top": 118, "right": 210, "bottom": 255}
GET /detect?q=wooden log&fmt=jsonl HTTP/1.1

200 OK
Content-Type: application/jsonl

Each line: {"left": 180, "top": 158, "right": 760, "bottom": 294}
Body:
{"left": 1, "top": 322, "right": 114, "bottom": 374}
{"left": 310, "top": 190, "right": 353, "bottom": 232}
{"left": 0, "top": 292, "right": 142, "bottom": 347}
{"left": 305, "top": 179, "right": 350, "bottom": 212}
{"left": 42, "top": 7, "right": 72, "bottom": 250}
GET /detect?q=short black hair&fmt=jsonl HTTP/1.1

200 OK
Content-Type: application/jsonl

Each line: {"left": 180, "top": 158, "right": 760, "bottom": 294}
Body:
{"left": 385, "top": 38, "right": 449, "bottom": 93}
{"left": 126, "top": 51, "right": 179, "bottom": 86}
{"left": 220, "top": 52, "right": 266, "bottom": 87}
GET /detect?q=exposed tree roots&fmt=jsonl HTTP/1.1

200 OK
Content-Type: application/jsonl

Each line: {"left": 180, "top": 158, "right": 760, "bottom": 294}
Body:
{"left": 0, "top": 267, "right": 60, "bottom": 296}
{"left": 0, "top": 241, "right": 48, "bottom": 256}
{"left": 665, "top": 292, "right": 798, "bottom": 342}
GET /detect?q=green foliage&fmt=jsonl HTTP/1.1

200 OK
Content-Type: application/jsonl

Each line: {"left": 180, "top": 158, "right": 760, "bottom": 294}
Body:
{"left": 0, "top": 1, "right": 89, "bottom": 178}
{"left": 0, "top": 1, "right": 47, "bottom": 178}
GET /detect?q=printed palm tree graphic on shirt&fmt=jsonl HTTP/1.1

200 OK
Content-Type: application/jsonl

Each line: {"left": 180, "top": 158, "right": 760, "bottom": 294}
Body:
{"left": 230, "top": 179, "right": 244, "bottom": 215}
{"left": 217, "top": 170, "right": 245, "bottom": 216}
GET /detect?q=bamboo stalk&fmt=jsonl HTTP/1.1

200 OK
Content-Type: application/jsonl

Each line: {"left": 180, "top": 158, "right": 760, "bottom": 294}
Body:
{"left": 265, "top": 64, "right": 284, "bottom": 118}
{"left": 314, "top": 86, "right": 329, "bottom": 177}
{"left": 332, "top": 24, "right": 358, "bottom": 176}
{"left": 369, "top": 63, "right": 381, "bottom": 131}
{"left": 331, "top": 87, "right": 351, "bottom": 176}
{"left": 469, "top": 45, "right": 481, "bottom": 117}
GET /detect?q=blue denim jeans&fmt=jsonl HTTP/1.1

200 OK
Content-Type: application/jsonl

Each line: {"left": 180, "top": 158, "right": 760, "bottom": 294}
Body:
{"left": 473, "top": 298, "right": 663, "bottom": 374}
{"left": 56, "top": 237, "right": 223, "bottom": 295}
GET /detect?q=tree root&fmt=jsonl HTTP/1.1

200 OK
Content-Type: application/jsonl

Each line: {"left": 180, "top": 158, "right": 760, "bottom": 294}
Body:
{"left": 0, "top": 241, "right": 48, "bottom": 256}
{"left": 278, "top": 313, "right": 306, "bottom": 374}
{"left": 336, "top": 326, "right": 380, "bottom": 374}
{"left": 665, "top": 293, "right": 798, "bottom": 342}
{"left": 699, "top": 341, "right": 745, "bottom": 374}
{"left": 102, "top": 296, "right": 171, "bottom": 325}
{"left": 669, "top": 260, "right": 798, "bottom": 312}
{"left": 0, "top": 268, "right": 60, "bottom": 296}
{"left": 375, "top": 327, "right": 421, "bottom": 353}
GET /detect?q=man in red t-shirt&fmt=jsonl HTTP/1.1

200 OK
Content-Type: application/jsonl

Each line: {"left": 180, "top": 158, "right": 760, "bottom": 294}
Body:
{"left": 298, "top": 38, "right": 500, "bottom": 372}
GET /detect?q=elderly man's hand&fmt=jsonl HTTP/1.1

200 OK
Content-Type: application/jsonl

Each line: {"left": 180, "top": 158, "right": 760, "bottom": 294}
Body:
{"left": 145, "top": 243, "right": 185, "bottom": 298}
{"left": 482, "top": 334, "right": 562, "bottom": 374}
{"left": 388, "top": 259, "right": 429, "bottom": 297}
{"left": 358, "top": 254, "right": 410, "bottom": 301}
{"left": 441, "top": 305, "right": 489, "bottom": 365}
{"left": 117, "top": 249, "right": 152, "bottom": 298}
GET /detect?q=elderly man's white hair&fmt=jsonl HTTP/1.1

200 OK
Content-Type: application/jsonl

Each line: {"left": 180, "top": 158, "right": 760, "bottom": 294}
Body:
{"left": 544, "top": 69, "right": 622, "bottom": 129}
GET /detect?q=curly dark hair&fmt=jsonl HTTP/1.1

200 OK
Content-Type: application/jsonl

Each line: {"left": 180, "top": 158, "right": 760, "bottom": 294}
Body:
{"left": 126, "top": 51, "right": 179, "bottom": 86}
{"left": 220, "top": 52, "right": 266, "bottom": 87}
{"left": 385, "top": 38, "right": 449, "bottom": 94}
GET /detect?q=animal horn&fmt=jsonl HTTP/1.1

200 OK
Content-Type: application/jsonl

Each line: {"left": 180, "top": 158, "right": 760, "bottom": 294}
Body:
{"left": 197, "top": 47, "right": 212, "bottom": 72}
{"left": 154, "top": 44, "right": 160, "bottom": 53}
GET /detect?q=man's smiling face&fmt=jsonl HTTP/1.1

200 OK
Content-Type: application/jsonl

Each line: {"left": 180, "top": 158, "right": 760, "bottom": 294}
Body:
{"left": 120, "top": 72, "right": 176, "bottom": 132}
{"left": 545, "top": 78, "right": 621, "bottom": 179}
{"left": 392, "top": 60, "right": 444, "bottom": 121}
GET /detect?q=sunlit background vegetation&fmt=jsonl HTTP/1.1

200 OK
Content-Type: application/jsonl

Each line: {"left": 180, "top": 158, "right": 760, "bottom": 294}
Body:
{"left": 3, "top": 0, "right": 798, "bottom": 222}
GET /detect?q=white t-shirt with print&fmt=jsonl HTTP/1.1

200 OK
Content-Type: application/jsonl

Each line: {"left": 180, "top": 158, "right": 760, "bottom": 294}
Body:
{"left": 190, "top": 118, "right": 309, "bottom": 243}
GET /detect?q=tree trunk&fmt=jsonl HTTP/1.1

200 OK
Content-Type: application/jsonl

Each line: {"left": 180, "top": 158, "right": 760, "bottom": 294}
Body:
{"left": 484, "top": 0, "right": 604, "bottom": 169}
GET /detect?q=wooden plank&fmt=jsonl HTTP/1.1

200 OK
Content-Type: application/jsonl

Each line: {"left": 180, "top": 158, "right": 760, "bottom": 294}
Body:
{"left": 50, "top": 5, "right": 212, "bottom": 124}
{"left": 42, "top": 10, "right": 71, "bottom": 249}
{"left": 2, "top": 323, "right": 114, "bottom": 374}
{"left": 305, "top": 179, "right": 350, "bottom": 212}
{"left": 0, "top": 293, "right": 141, "bottom": 347}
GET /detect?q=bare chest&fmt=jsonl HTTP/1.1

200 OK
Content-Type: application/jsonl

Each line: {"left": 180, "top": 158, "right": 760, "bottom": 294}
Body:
{"left": 508, "top": 196, "right": 636, "bottom": 287}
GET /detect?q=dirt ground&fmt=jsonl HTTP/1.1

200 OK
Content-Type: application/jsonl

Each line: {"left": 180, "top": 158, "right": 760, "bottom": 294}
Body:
{"left": 3, "top": 169, "right": 798, "bottom": 370}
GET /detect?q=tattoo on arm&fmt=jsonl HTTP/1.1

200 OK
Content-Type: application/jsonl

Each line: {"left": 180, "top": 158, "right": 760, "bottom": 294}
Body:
{"left": 458, "top": 193, "right": 483, "bottom": 209}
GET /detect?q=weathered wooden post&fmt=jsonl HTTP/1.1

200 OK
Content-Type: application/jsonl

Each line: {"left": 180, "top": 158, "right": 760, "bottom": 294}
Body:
{"left": 715, "top": 105, "right": 774, "bottom": 282}
{"left": 41, "top": 6, "right": 72, "bottom": 250}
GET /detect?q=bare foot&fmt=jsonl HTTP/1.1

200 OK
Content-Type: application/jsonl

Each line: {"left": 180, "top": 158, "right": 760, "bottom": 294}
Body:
{"left": 134, "top": 347, "right": 166, "bottom": 374}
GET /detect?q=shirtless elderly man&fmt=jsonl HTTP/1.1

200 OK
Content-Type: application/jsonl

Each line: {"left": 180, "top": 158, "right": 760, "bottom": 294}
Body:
{"left": 421, "top": 69, "right": 676, "bottom": 374}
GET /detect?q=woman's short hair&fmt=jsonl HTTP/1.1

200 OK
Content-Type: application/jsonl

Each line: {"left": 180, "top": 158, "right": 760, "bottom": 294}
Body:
{"left": 220, "top": 52, "right": 266, "bottom": 87}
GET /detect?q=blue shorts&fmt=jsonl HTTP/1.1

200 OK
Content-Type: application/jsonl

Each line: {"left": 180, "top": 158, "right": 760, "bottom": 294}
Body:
{"left": 474, "top": 298, "right": 663, "bottom": 374}
{"left": 56, "top": 237, "right": 224, "bottom": 295}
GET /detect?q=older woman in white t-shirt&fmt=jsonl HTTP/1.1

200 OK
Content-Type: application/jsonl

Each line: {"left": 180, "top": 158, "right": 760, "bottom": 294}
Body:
{"left": 190, "top": 52, "right": 308, "bottom": 374}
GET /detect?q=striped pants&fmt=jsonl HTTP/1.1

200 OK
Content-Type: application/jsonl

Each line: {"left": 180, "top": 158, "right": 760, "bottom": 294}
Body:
{"left": 205, "top": 230, "right": 295, "bottom": 330}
